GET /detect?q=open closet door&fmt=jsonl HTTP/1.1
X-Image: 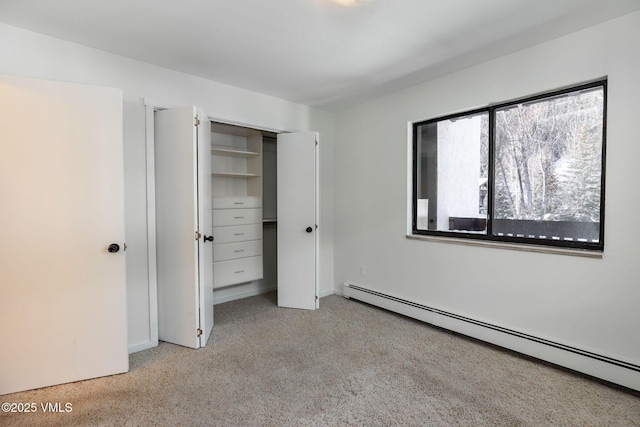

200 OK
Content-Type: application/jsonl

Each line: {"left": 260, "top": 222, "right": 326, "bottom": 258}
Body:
{"left": 155, "top": 107, "right": 213, "bottom": 349}
{"left": 198, "top": 114, "right": 214, "bottom": 344}
{"left": 0, "top": 75, "right": 128, "bottom": 394}
{"left": 277, "top": 131, "right": 319, "bottom": 310}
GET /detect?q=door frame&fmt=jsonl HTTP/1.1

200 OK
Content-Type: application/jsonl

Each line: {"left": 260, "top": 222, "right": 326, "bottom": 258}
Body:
{"left": 139, "top": 104, "right": 159, "bottom": 353}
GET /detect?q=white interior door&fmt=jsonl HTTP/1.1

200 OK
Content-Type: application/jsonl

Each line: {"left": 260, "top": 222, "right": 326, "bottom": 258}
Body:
{"left": 155, "top": 107, "right": 213, "bottom": 349}
{"left": 277, "top": 131, "right": 319, "bottom": 310}
{"left": 0, "top": 75, "right": 128, "bottom": 395}
{"left": 197, "top": 112, "right": 214, "bottom": 345}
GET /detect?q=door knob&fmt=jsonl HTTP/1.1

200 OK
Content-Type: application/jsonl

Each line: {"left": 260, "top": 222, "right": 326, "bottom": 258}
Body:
{"left": 204, "top": 235, "right": 214, "bottom": 242}
{"left": 306, "top": 227, "right": 313, "bottom": 233}
{"left": 108, "top": 243, "right": 120, "bottom": 253}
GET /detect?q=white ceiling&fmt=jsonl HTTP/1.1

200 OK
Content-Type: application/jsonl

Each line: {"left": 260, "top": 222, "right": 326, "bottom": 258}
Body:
{"left": 1, "top": 0, "right": 639, "bottom": 111}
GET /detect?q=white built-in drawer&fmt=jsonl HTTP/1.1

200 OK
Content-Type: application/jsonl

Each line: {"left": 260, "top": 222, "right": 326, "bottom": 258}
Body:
{"left": 213, "top": 256, "right": 263, "bottom": 288}
{"left": 213, "top": 208, "right": 262, "bottom": 227}
{"left": 214, "top": 240, "right": 262, "bottom": 262}
{"left": 213, "top": 224, "right": 263, "bottom": 244}
{"left": 212, "top": 196, "right": 262, "bottom": 209}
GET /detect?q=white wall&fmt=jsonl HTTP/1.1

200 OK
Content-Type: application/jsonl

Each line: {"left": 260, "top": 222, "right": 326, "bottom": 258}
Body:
{"left": 334, "top": 10, "right": 640, "bottom": 378}
{"left": 0, "top": 23, "right": 335, "bottom": 352}
{"left": 437, "top": 117, "right": 482, "bottom": 230}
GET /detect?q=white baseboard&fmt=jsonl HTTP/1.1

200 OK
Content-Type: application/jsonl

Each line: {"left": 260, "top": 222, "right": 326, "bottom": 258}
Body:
{"left": 213, "top": 285, "right": 335, "bottom": 304}
{"left": 343, "top": 282, "right": 640, "bottom": 392}
{"left": 128, "top": 339, "right": 158, "bottom": 354}
{"left": 213, "top": 285, "right": 276, "bottom": 305}
{"left": 319, "top": 288, "right": 335, "bottom": 298}
{"left": 333, "top": 285, "right": 344, "bottom": 296}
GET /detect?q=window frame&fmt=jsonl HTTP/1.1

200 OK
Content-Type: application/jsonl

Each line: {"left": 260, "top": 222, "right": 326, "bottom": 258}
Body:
{"left": 411, "top": 79, "right": 607, "bottom": 252}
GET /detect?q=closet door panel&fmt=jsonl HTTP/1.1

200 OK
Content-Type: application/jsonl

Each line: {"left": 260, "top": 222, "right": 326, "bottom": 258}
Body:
{"left": 197, "top": 110, "right": 214, "bottom": 346}
{"left": 277, "top": 131, "right": 319, "bottom": 310}
{"left": 155, "top": 107, "right": 201, "bottom": 349}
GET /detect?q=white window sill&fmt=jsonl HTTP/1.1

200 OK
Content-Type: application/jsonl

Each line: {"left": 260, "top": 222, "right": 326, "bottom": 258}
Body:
{"left": 406, "top": 234, "right": 603, "bottom": 259}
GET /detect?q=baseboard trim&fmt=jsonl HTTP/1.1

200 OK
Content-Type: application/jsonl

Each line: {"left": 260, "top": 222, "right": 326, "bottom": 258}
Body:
{"left": 319, "top": 289, "right": 335, "bottom": 298}
{"left": 128, "top": 339, "right": 158, "bottom": 354}
{"left": 343, "top": 282, "right": 640, "bottom": 392}
{"left": 213, "top": 285, "right": 276, "bottom": 305}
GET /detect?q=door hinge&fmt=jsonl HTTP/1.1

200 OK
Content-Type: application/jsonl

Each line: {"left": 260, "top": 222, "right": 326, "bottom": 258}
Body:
{"left": 195, "top": 230, "right": 202, "bottom": 241}
{"left": 316, "top": 295, "right": 319, "bottom": 300}
{"left": 197, "top": 328, "right": 203, "bottom": 337}
{"left": 315, "top": 140, "right": 318, "bottom": 146}
{"left": 195, "top": 117, "right": 201, "bottom": 127}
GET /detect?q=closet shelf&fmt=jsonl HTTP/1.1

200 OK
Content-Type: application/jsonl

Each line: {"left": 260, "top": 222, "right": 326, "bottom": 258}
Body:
{"left": 212, "top": 171, "right": 261, "bottom": 178}
{"left": 211, "top": 146, "right": 260, "bottom": 158}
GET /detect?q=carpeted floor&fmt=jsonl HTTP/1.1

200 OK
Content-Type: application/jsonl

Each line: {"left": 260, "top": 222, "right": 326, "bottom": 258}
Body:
{"left": 2, "top": 292, "right": 639, "bottom": 426}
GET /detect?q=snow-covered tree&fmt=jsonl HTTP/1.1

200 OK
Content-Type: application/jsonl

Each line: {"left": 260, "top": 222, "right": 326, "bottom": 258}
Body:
{"left": 493, "top": 88, "right": 603, "bottom": 224}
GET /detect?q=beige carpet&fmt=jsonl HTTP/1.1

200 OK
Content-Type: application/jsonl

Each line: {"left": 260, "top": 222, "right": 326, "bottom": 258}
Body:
{"left": 2, "top": 292, "right": 639, "bottom": 426}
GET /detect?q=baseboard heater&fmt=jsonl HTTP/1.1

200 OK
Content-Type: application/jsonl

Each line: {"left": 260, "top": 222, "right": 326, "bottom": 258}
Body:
{"left": 343, "top": 282, "right": 640, "bottom": 392}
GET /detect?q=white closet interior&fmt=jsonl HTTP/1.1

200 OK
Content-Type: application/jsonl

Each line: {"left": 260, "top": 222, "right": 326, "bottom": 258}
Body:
{"left": 210, "top": 122, "right": 278, "bottom": 302}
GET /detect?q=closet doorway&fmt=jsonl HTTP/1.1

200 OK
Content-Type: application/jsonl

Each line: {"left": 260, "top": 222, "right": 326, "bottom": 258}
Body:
{"left": 209, "top": 121, "right": 319, "bottom": 310}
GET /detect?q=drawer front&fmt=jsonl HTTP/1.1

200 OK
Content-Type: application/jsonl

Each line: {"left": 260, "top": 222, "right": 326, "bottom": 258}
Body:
{"left": 214, "top": 240, "right": 263, "bottom": 262}
{"left": 213, "top": 208, "right": 262, "bottom": 227}
{"left": 212, "top": 196, "right": 262, "bottom": 209}
{"left": 213, "top": 224, "right": 263, "bottom": 244}
{"left": 214, "top": 256, "right": 263, "bottom": 288}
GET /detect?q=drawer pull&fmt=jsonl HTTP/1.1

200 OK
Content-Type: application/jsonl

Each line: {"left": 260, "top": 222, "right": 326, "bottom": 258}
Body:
{"left": 233, "top": 202, "right": 244, "bottom": 205}
{"left": 234, "top": 233, "right": 245, "bottom": 236}
{"left": 234, "top": 270, "right": 245, "bottom": 274}
{"left": 234, "top": 249, "right": 245, "bottom": 253}
{"left": 234, "top": 216, "right": 245, "bottom": 219}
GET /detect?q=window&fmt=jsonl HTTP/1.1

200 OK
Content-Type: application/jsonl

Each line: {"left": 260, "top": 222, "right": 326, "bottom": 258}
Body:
{"left": 412, "top": 80, "right": 606, "bottom": 251}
